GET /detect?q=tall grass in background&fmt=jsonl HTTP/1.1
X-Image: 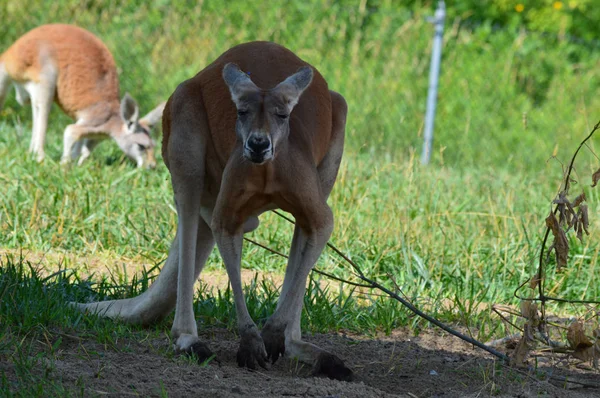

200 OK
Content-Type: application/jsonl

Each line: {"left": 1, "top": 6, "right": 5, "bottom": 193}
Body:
{"left": 1, "top": 0, "right": 600, "bottom": 313}
{"left": 2, "top": 0, "right": 600, "bottom": 168}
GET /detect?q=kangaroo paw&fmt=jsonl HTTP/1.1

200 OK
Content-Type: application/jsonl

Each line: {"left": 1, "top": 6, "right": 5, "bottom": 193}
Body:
{"left": 261, "top": 320, "right": 286, "bottom": 364}
{"left": 237, "top": 326, "right": 268, "bottom": 370}
{"left": 175, "top": 334, "right": 218, "bottom": 365}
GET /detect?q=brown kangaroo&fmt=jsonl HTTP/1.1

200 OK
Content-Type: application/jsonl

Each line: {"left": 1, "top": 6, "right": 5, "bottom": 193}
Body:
{"left": 0, "top": 24, "right": 164, "bottom": 168}
{"left": 74, "top": 41, "right": 352, "bottom": 380}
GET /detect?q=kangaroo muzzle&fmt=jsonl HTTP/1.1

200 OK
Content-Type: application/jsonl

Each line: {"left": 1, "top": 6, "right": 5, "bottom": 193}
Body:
{"left": 244, "top": 134, "right": 272, "bottom": 164}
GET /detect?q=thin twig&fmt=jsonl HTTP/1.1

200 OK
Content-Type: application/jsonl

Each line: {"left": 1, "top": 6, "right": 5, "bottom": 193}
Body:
{"left": 243, "top": 237, "right": 373, "bottom": 289}
{"left": 485, "top": 333, "right": 521, "bottom": 348}
{"left": 269, "top": 210, "right": 511, "bottom": 363}
{"left": 533, "top": 295, "right": 600, "bottom": 305}
{"left": 584, "top": 142, "right": 600, "bottom": 162}
{"left": 534, "top": 119, "right": 600, "bottom": 309}
{"left": 492, "top": 306, "right": 523, "bottom": 332}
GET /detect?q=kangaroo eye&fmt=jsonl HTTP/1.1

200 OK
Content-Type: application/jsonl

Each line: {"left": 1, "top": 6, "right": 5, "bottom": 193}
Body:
{"left": 136, "top": 144, "right": 145, "bottom": 151}
{"left": 237, "top": 110, "right": 249, "bottom": 116}
{"left": 276, "top": 113, "right": 289, "bottom": 120}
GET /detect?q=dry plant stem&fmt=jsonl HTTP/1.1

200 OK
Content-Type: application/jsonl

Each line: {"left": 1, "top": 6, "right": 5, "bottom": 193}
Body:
{"left": 357, "top": 272, "right": 511, "bottom": 363}
{"left": 485, "top": 333, "right": 521, "bottom": 348}
{"left": 492, "top": 306, "right": 524, "bottom": 332}
{"left": 243, "top": 237, "right": 372, "bottom": 289}
{"left": 268, "top": 210, "right": 511, "bottom": 363}
{"left": 531, "top": 119, "right": 600, "bottom": 308}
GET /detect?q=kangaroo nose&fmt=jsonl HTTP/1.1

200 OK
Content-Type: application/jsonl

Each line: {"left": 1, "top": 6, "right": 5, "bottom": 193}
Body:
{"left": 247, "top": 135, "right": 271, "bottom": 153}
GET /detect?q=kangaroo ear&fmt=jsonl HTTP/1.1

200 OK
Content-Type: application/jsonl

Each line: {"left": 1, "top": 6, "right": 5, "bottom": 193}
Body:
{"left": 120, "top": 93, "right": 140, "bottom": 123}
{"left": 273, "top": 66, "right": 313, "bottom": 111}
{"left": 222, "top": 63, "right": 258, "bottom": 107}
{"left": 139, "top": 101, "right": 166, "bottom": 130}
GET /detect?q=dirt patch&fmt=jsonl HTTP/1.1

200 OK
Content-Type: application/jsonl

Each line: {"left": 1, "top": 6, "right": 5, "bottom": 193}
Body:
{"left": 0, "top": 248, "right": 287, "bottom": 292}
{"left": 3, "top": 328, "right": 598, "bottom": 397}
{"left": 2, "top": 249, "right": 358, "bottom": 298}
{"left": 3, "top": 250, "right": 598, "bottom": 396}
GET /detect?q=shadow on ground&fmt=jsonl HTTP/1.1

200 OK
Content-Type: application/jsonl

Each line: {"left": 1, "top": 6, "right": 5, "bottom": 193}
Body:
{"left": 2, "top": 326, "right": 598, "bottom": 398}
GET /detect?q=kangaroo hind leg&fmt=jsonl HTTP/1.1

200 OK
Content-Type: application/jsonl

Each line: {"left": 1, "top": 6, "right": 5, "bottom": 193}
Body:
{"left": 166, "top": 85, "right": 217, "bottom": 362}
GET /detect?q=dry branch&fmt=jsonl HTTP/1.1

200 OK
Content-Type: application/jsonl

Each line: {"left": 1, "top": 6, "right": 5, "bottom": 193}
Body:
{"left": 263, "top": 210, "right": 511, "bottom": 362}
{"left": 506, "top": 119, "right": 600, "bottom": 371}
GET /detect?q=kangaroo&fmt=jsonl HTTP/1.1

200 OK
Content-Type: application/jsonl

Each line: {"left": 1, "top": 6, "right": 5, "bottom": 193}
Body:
{"left": 74, "top": 41, "right": 352, "bottom": 380}
{"left": 0, "top": 24, "right": 165, "bottom": 168}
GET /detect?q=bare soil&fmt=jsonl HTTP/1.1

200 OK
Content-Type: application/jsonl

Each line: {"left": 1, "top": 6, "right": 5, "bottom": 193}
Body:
{"left": 3, "top": 250, "right": 598, "bottom": 396}
{"left": 3, "top": 327, "right": 599, "bottom": 397}
{"left": 0, "top": 248, "right": 286, "bottom": 291}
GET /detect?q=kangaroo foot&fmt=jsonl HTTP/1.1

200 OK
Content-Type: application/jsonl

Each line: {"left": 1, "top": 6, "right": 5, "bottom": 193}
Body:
{"left": 175, "top": 334, "right": 218, "bottom": 364}
{"left": 261, "top": 320, "right": 286, "bottom": 364}
{"left": 237, "top": 326, "right": 268, "bottom": 370}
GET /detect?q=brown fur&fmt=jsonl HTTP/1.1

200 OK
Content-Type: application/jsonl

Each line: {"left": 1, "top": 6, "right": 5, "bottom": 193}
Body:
{"left": 162, "top": 41, "right": 333, "bottom": 228}
{"left": 1, "top": 24, "right": 164, "bottom": 167}
{"left": 76, "top": 41, "right": 350, "bottom": 378}
{"left": 2, "top": 24, "right": 120, "bottom": 118}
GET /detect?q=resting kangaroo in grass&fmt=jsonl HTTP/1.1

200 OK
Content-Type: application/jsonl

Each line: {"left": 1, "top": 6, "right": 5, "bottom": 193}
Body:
{"left": 74, "top": 41, "right": 352, "bottom": 380}
{"left": 0, "top": 24, "right": 164, "bottom": 168}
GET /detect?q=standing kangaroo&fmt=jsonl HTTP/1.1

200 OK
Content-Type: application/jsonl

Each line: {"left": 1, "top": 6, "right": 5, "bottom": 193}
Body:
{"left": 75, "top": 41, "right": 352, "bottom": 380}
{"left": 0, "top": 24, "right": 164, "bottom": 168}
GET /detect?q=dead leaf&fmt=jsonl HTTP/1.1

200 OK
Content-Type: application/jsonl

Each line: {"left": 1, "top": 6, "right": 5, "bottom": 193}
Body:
{"left": 529, "top": 274, "right": 540, "bottom": 290}
{"left": 576, "top": 219, "right": 583, "bottom": 242}
{"left": 520, "top": 301, "right": 538, "bottom": 320}
{"left": 512, "top": 303, "right": 540, "bottom": 367}
{"left": 571, "top": 326, "right": 599, "bottom": 365}
{"left": 545, "top": 213, "right": 569, "bottom": 270}
{"left": 573, "top": 192, "right": 586, "bottom": 207}
{"left": 573, "top": 346, "right": 596, "bottom": 362}
{"left": 553, "top": 191, "right": 569, "bottom": 205}
{"left": 511, "top": 334, "right": 533, "bottom": 367}
{"left": 559, "top": 206, "right": 567, "bottom": 226}
{"left": 553, "top": 191, "right": 571, "bottom": 226}
{"left": 545, "top": 212, "right": 559, "bottom": 234}
{"left": 579, "top": 204, "right": 589, "bottom": 235}
{"left": 592, "top": 168, "right": 600, "bottom": 187}
{"left": 567, "top": 321, "right": 593, "bottom": 350}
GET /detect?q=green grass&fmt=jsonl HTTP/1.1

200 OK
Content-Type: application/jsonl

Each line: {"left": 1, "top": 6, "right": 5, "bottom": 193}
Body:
{"left": 0, "top": 254, "right": 412, "bottom": 396}
{"left": 2, "top": 1, "right": 600, "bottom": 169}
{"left": 1, "top": 0, "right": 600, "bottom": 395}
{"left": 2, "top": 116, "right": 599, "bottom": 307}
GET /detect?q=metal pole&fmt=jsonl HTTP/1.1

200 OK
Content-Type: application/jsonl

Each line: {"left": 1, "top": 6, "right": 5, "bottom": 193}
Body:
{"left": 421, "top": 0, "right": 445, "bottom": 165}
